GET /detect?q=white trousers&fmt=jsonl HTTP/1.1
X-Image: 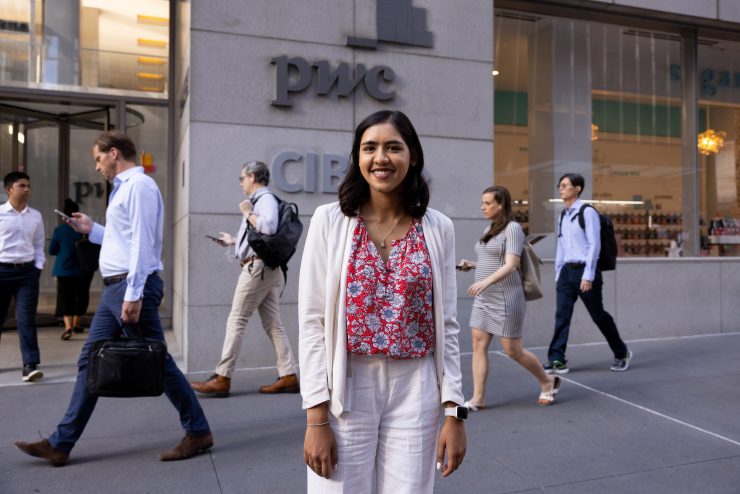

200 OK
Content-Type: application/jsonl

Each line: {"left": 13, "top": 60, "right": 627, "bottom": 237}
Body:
{"left": 307, "top": 353, "right": 441, "bottom": 494}
{"left": 215, "top": 259, "right": 297, "bottom": 378}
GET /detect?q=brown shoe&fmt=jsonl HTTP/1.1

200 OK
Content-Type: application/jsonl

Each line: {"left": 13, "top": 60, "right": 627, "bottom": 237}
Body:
{"left": 258, "top": 373, "right": 300, "bottom": 394}
{"left": 190, "top": 374, "right": 230, "bottom": 397}
{"left": 160, "top": 432, "right": 213, "bottom": 461}
{"left": 14, "top": 439, "right": 69, "bottom": 467}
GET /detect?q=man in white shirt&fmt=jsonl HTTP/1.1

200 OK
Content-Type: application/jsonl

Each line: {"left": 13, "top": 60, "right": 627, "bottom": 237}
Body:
{"left": 544, "top": 173, "right": 632, "bottom": 375}
{"left": 0, "top": 172, "right": 45, "bottom": 382}
{"left": 15, "top": 131, "right": 212, "bottom": 467}
{"left": 190, "top": 161, "right": 299, "bottom": 397}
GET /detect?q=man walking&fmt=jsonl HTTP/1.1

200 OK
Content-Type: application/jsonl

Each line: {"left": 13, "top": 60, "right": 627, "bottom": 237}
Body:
{"left": 190, "top": 161, "right": 299, "bottom": 397}
{"left": 544, "top": 173, "right": 632, "bottom": 374}
{"left": 15, "top": 131, "right": 212, "bottom": 466}
{"left": 0, "top": 172, "right": 45, "bottom": 382}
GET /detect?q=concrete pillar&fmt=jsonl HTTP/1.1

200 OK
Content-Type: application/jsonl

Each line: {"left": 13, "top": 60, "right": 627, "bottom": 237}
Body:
{"left": 42, "top": 0, "right": 80, "bottom": 85}
{"left": 528, "top": 18, "right": 593, "bottom": 235}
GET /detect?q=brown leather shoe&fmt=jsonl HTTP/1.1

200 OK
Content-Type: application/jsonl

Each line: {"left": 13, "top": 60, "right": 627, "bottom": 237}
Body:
{"left": 160, "top": 432, "right": 213, "bottom": 461}
{"left": 15, "top": 439, "right": 69, "bottom": 467}
{"left": 258, "top": 373, "right": 300, "bottom": 394}
{"left": 190, "top": 374, "right": 230, "bottom": 397}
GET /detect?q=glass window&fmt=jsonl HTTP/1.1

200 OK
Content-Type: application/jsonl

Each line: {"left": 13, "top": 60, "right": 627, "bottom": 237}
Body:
{"left": 697, "top": 39, "right": 740, "bottom": 257}
{"left": 0, "top": 0, "right": 169, "bottom": 96}
{"left": 494, "top": 10, "right": 689, "bottom": 258}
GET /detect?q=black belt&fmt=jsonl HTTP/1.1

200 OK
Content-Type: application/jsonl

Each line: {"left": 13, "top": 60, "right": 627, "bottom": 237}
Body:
{"left": 565, "top": 262, "right": 586, "bottom": 269}
{"left": 103, "top": 273, "right": 128, "bottom": 286}
{"left": 0, "top": 261, "right": 35, "bottom": 269}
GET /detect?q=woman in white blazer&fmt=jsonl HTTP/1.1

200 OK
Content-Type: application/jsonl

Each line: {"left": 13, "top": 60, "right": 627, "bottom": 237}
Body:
{"left": 299, "top": 110, "right": 466, "bottom": 493}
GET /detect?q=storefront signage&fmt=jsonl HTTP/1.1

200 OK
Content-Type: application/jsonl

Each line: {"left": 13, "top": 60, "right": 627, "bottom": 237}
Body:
{"left": 270, "top": 56, "right": 395, "bottom": 107}
{"left": 272, "top": 151, "right": 348, "bottom": 193}
{"left": 670, "top": 64, "right": 740, "bottom": 97}
{"left": 74, "top": 181, "right": 105, "bottom": 205}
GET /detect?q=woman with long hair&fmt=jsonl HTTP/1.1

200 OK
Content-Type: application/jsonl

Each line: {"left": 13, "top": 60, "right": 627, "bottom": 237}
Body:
{"left": 458, "top": 185, "right": 560, "bottom": 410}
{"left": 299, "top": 110, "right": 466, "bottom": 493}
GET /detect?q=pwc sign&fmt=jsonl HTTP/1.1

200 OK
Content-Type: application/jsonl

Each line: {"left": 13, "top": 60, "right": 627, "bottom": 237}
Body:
{"left": 269, "top": 0, "right": 433, "bottom": 108}
{"left": 270, "top": 56, "right": 395, "bottom": 107}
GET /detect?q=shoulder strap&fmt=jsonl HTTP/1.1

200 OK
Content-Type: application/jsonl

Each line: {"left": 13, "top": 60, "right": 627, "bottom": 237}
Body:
{"left": 577, "top": 204, "right": 595, "bottom": 230}
{"left": 558, "top": 209, "right": 566, "bottom": 237}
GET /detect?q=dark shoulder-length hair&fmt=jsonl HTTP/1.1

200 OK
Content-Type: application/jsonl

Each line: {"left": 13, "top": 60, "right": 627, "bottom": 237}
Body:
{"left": 480, "top": 185, "right": 514, "bottom": 244}
{"left": 338, "top": 110, "right": 429, "bottom": 218}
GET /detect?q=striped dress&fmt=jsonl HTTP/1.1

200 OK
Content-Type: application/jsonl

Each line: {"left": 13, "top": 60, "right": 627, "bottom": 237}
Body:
{"left": 469, "top": 221, "right": 526, "bottom": 338}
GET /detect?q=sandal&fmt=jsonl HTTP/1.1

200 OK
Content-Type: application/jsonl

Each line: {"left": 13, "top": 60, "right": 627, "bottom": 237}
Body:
{"left": 537, "top": 376, "right": 561, "bottom": 406}
{"left": 60, "top": 329, "right": 73, "bottom": 341}
{"left": 464, "top": 400, "right": 487, "bottom": 412}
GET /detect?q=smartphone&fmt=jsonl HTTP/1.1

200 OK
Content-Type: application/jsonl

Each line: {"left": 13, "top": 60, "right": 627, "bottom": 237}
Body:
{"left": 205, "top": 234, "right": 221, "bottom": 241}
{"left": 53, "top": 208, "right": 70, "bottom": 221}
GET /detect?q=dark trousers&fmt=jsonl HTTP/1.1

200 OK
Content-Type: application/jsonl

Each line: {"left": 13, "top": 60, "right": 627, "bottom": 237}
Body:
{"left": 547, "top": 264, "right": 628, "bottom": 364}
{"left": 48, "top": 273, "right": 210, "bottom": 454}
{"left": 0, "top": 265, "right": 41, "bottom": 366}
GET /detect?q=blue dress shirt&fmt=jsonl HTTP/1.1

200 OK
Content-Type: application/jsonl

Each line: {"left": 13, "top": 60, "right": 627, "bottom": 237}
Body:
{"left": 555, "top": 199, "right": 600, "bottom": 282}
{"left": 88, "top": 166, "right": 164, "bottom": 301}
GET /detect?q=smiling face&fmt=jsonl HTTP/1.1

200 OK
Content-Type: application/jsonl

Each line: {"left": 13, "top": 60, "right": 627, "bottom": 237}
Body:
{"left": 358, "top": 122, "right": 412, "bottom": 198}
{"left": 481, "top": 192, "right": 502, "bottom": 220}
{"left": 93, "top": 144, "right": 118, "bottom": 182}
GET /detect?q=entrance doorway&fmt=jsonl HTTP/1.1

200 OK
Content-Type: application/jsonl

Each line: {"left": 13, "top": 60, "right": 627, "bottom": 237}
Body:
{"left": 0, "top": 96, "right": 163, "bottom": 325}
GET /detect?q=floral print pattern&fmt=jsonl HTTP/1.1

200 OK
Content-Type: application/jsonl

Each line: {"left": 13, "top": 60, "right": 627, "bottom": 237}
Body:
{"left": 346, "top": 218, "right": 435, "bottom": 359}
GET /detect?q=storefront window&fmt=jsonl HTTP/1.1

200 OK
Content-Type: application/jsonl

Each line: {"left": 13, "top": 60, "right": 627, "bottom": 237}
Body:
{"left": 697, "top": 39, "right": 740, "bottom": 256}
{"left": 492, "top": 9, "right": 718, "bottom": 257}
{"left": 0, "top": 0, "right": 169, "bottom": 96}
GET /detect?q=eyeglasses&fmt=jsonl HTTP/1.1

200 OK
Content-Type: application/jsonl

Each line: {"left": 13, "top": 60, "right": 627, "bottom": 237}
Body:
{"left": 558, "top": 183, "right": 572, "bottom": 190}
{"left": 238, "top": 176, "right": 247, "bottom": 183}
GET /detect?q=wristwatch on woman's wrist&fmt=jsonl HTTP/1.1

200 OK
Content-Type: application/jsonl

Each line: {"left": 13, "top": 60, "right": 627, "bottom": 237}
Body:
{"left": 443, "top": 404, "right": 468, "bottom": 420}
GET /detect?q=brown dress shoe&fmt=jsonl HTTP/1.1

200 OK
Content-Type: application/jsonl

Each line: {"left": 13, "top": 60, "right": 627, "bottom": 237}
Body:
{"left": 190, "top": 374, "right": 230, "bottom": 397}
{"left": 160, "top": 432, "right": 213, "bottom": 461}
{"left": 15, "top": 439, "right": 69, "bottom": 467}
{"left": 258, "top": 373, "right": 300, "bottom": 394}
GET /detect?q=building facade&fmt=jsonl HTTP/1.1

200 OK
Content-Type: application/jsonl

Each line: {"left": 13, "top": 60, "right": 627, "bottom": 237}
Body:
{"left": 1, "top": 0, "right": 738, "bottom": 376}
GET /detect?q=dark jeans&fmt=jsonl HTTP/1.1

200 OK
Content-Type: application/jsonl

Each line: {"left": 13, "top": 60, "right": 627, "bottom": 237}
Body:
{"left": 48, "top": 273, "right": 210, "bottom": 454}
{"left": 0, "top": 265, "right": 41, "bottom": 366}
{"left": 547, "top": 264, "right": 628, "bottom": 364}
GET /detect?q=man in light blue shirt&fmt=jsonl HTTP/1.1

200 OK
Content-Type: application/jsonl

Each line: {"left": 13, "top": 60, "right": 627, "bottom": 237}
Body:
{"left": 15, "top": 131, "right": 212, "bottom": 467}
{"left": 543, "top": 173, "right": 632, "bottom": 375}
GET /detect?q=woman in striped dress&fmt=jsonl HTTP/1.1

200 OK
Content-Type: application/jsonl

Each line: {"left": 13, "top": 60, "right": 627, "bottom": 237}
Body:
{"left": 458, "top": 185, "right": 560, "bottom": 409}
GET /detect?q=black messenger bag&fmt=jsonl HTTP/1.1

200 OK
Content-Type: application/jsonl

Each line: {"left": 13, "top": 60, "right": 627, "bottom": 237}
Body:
{"left": 87, "top": 325, "right": 167, "bottom": 398}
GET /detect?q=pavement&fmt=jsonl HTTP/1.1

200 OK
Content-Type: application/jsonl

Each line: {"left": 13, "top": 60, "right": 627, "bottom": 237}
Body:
{"left": 1, "top": 326, "right": 740, "bottom": 493}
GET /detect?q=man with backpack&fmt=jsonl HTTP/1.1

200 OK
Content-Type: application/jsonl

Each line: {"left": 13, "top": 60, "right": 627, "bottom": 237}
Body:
{"left": 191, "top": 161, "right": 299, "bottom": 397}
{"left": 543, "top": 173, "right": 632, "bottom": 375}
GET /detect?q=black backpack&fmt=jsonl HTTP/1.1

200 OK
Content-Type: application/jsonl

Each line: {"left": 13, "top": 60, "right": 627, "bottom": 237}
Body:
{"left": 559, "top": 204, "right": 617, "bottom": 271}
{"left": 246, "top": 192, "right": 303, "bottom": 271}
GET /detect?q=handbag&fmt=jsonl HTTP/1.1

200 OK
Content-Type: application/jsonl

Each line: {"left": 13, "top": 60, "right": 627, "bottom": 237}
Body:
{"left": 75, "top": 235, "right": 101, "bottom": 273}
{"left": 519, "top": 239, "right": 543, "bottom": 301}
{"left": 87, "top": 325, "right": 167, "bottom": 397}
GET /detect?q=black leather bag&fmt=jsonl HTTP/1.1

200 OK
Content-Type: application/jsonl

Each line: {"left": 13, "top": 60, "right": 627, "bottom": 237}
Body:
{"left": 87, "top": 327, "right": 167, "bottom": 398}
{"left": 75, "top": 236, "right": 101, "bottom": 273}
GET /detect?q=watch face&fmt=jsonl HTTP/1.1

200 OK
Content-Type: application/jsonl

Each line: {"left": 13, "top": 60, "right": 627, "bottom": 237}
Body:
{"left": 457, "top": 406, "right": 468, "bottom": 420}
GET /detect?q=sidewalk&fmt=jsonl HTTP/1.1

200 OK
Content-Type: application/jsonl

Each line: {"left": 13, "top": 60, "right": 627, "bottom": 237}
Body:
{"left": 1, "top": 328, "right": 740, "bottom": 493}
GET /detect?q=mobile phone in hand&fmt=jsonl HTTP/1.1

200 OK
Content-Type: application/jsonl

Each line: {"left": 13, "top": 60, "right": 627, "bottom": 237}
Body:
{"left": 205, "top": 234, "right": 221, "bottom": 242}
{"left": 53, "top": 208, "right": 71, "bottom": 221}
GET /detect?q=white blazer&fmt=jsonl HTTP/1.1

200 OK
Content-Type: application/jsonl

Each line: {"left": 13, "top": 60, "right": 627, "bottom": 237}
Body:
{"left": 298, "top": 202, "right": 464, "bottom": 417}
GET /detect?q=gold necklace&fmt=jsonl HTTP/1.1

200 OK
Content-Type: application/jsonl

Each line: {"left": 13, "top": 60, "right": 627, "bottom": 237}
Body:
{"left": 369, "top": 210, "right": 403, "bottom": 249}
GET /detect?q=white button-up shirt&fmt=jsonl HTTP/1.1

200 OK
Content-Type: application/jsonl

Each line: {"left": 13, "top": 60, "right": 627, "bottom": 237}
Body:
{"left": 0, "top": 201, "right": 45, "bottom": 269}
{"left": 555, "top": 199, "right": 600, "bottom": 282}
{"left": 89, "top": 166, "right": 164, "bottom": 301}
{"left": 234, "top": 187, "right": 279, "bottom": 260}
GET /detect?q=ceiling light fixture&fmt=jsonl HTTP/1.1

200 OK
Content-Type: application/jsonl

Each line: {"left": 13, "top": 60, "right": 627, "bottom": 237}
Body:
{"left": 697, "top": 129, "right": 726, "bottom": 155}
{"left": 492, "top": 70, "right": 499, "bottom": 76}
{"left": 591, "top": 123, "right": 599, "bottom": 141}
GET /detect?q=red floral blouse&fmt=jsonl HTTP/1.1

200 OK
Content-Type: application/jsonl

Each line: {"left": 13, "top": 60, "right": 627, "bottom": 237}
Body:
{"left": 346, "top": 217, "right": 435, "bottom": 359}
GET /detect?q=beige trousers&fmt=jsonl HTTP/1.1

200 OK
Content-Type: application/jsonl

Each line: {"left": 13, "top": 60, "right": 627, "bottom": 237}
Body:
{"left": 215, "top": 259, "right": 297, "bottom": 378}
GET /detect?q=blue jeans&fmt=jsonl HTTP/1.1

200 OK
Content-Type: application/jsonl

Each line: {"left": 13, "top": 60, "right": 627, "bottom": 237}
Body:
{"left": 0, "top": 265, "right": 41, "bottom": 366}
{"left": 547, "top": 264, "right": 628, "bottom": 364}
{"left": 48, "top": 273, "right": 210, "bottom": 453}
